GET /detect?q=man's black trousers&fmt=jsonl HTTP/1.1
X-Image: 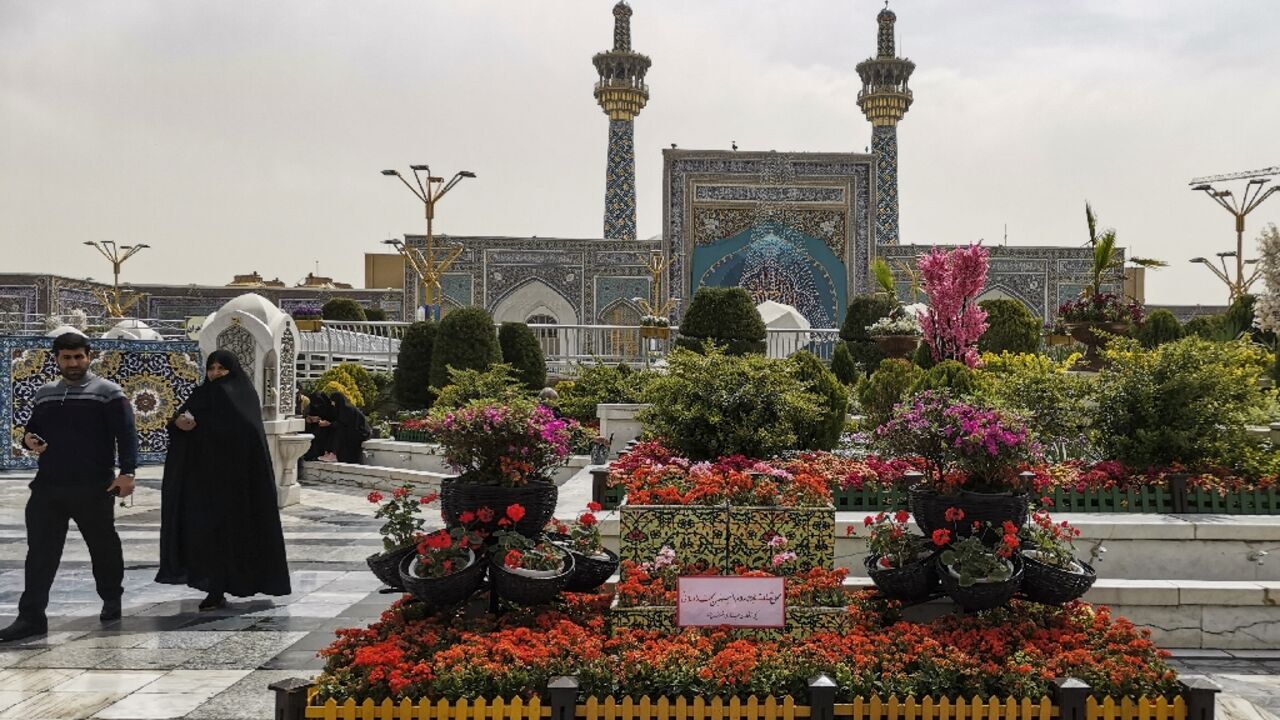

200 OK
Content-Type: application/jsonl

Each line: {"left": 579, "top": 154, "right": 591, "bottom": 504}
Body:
{"left": 18, "top": 483, "right": 123, "bottom": 622}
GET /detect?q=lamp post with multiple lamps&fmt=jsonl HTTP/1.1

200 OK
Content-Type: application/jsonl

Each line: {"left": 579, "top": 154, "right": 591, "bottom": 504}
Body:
{"left": 82, "top": 240, "right": 149, "bottom": 318}
{"left": 1188, "top": 166, "right": 1280, "bottom": 302}
{"left": 380, "top": 165, "right": 475, "bottom": 321}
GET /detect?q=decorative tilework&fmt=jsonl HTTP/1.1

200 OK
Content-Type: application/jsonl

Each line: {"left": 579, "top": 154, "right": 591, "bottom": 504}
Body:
{"left": 2, "top": 337, "right": 200, "bottom": 470}
{"left": 871, "top": 125, "right": 900, "bottom": 245}
{"left": 594, "top": 276, "right": 650, "bottom": 314}
{"left": 604, "top": 119, "right": 638, "bottom": 241}
{"left": 692, "top": 207, "right": 847, "bottom": 258}
{"left": 726, "top": 506, "right": 835, "bottom": 573}
{"left": 56, "top": 287, "right": 105, "bottom": 316}
{"left": 619, "top": 504, "right": 728, "bottom": 569}
{"left": 694, "top": 185, "right": 846, "bottom": 203}
{"left": 279, "top": 327, "right": 296, "bottom": 416}
{"left": 440, "top": 274, "right": 473, "bottom": 308}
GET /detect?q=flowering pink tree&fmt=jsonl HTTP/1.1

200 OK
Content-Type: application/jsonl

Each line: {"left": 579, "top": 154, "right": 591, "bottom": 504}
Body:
{"left": 918, "top": 244, "right": 990, "bottom": 367}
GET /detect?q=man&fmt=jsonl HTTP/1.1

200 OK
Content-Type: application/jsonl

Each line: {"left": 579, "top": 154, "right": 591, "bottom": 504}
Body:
{"left": 0, "top": 332, "right": 137, "bottom": 643}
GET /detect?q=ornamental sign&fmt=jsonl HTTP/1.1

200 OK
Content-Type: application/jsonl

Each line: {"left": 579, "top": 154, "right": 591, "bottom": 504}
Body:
{"left": 676, "top": 576, "right": 785, "bottom": 628}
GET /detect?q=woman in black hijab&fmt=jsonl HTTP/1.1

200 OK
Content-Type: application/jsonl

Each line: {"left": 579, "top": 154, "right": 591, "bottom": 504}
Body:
{"left": 316, "top": 391, "right": 371, "bottom": 464}
{"left": 157, "top": 350, "right": 291, "bottom": 610}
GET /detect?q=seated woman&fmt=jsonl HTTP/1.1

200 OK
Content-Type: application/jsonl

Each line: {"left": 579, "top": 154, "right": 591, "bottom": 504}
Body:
{"left": 316, "top": 391, "right": 372, "bottom": 464}
{"left": 156, "top": 350, "right": 292, "bottom": 610}
{"left": 301, "top": 391, "right": 334, "bottom": 461}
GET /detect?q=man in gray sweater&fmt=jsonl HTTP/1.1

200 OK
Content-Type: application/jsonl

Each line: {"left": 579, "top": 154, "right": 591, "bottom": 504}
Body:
{"left": 0, "top": 332, "right": 138, "bottom": 643}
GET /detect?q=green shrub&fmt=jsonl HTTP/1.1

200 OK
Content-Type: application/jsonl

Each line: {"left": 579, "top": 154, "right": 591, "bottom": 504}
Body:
{"left": 429, "top": 306, "right": 501, "bottom": 391}
{"left": 394, "top": 321, "right": 437, "bottom": 409}
{"left": 1136, "top": 310, "right": 1183, "bottom": 348}
{"left": 554, "top": 362, "right": 654, "bottom": 425}
{"left": 639, "top": 347, "right": 821, "bottom": 460}
{"left": 1095, "top": 336, "right": 1272, "bottom": 469}
{"left": 912, "top": 340, "right": 936, "bottom": 370}
{"left": 789, "top": 351, "right": 849, "bottom": 451}
{"left": 433, "top": 363, "right": 527, "bottom": 409}
{"left": 977, "top": 351, "right": 1094, "bottom": 461}
{"left": 841, "top": 295, "right": 896, "bottom": 342}
{"left": 675, "top": 287, "right": 766, "bottom": 356}
{"left": 831, "top": 341, "right": 858, "bottom": 385}
{"left": 857, "top": 359, "right": 924, "bottom": 429}
{"left": 321, "top": 298, "right": 366, "bottom": 321}
{"left": 911, "top": 359, "right": 978, "bottom": 398}
{"left": 334, "top": 363, "right": 377, "bottom": 411}
{"left": 321, "top": 380, "right": 360, "bottom": 406}
{"left": 1183, "top": 315, "right": 1222, "bottom": 340}
{"left": 363, "top": 307, "right": 388, "bottom": 322}
{"left": 498, "top": 322, "right": 547, "bottom": 391}
{"left": 977, "top": 299, "right": 1041, "bottom": 355}
{"left": 1224, "top": 294, "right": 1276, "bottom": 345}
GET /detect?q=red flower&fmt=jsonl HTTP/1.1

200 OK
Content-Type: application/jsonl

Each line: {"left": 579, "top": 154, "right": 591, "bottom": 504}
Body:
{"left": 579, "top": 512, "right": 598, "bottom": 527}
{"left": 944, "top": 506, "right": 965, "bottom": 523}
{"left": 420, "top": 492, "right": 440, "bottom": 505}
{"left": 504, "top": 550, "right": 524, "bottom": 568}
{"left": 476, "top": 507, "right": 495, "bottom": 523}
{"left": 366, "top": 491, "right": 384, "bottom": 504}
{"left": 423, "top": 532, "right": 452, "bottom": 550}
{"left": 894, "top": 510, "right": 910, "bottom": 524}
{"left": 587, "top": 501, "right": 603, "bottom": 512}
{"left": 932, "top": 529, "right": 951, "bottom": 547}
{"left": 863, "top": 515, "right": 875, "bottom": 527}
{"left": 506, "top": 504, "right": 527, "bottom": 523}
{"left": 392, "top": 487, "right": 410, "bottom": 499}
{"left": 458, "top": 510, "right": 476, "bottom": 524}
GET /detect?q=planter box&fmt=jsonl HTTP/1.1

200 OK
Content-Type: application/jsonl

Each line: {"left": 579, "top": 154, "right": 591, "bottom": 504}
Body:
{"left": 832, "top": 486, "right": 905, "bottom": 513}
{"left": 1048, "top": 487, "right": 1175, "bottom": 513}
{"left": 609, "top": 598, "right": 849, "bottom": 637}
{"left": 618, "top": 504, "right": 729, "bottom": 568}
{"left": 393, "top": 428, "right": 431, "bottom": 444}
{"left": 727, "top": 506, "right": 834, "bottom": 572}
{"left": 294, "top": 319, "right": 322, "bottom": 332}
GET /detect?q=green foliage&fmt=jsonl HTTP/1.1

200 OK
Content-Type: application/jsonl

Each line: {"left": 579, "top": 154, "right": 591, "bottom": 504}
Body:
{"left": 429, "top": 306, "right": 501, "bottom": 391}
{"left": 831, "top": 341, "right": 858, "bottom": 385}
{"left": 841, "top": 295, "right": 896, "bottom": 342}
{"left": 788, "top": 351, "right": 849, "bottom": 451}
{"left": 1136, "top": 310, "right": 1183, "bottom": 348}
{"left": 675, "top": 287, "right": 767, "bottom": 356}
{"left": 639, "top": 347, "right": 822, "bottom": 460}
{"left": 554, "top": 362, "right": 655, "bottom": 425}
{"left": 334, "top": 363, "right": 377, "bottom": 411}
{"left": 363, "top": 307, "right": 388, "bottom": 322}
{"left": 394, "top": 321, "right": 437, "bottom": 409}
{"left": 433, "top": 363, "right": 527, "bottom": 409}
{"left": 977, "top": 299, "right": 1041, "bottom": 355}
{"left": 1183, "top": 314, "right": 1222, "bottom": 340}
{"left": 977, "top": 351, "right": 1094, "bottom": 462}
{"left": 321, "top": 380, "right": 360, "bottom": 406}
{"left": 912, "top": 340, "right": 936, "bottom": 370}
{"left": 1223, "top": 294, "right": 1276, "bottom": 345}
{"left": 1095, "top": 336, "right": 1273, "bottom": 469}
{"left": 856, "top": 359, "right": 924, "bottom": 428}
{"left": 911, "top": 359, "right": 978, "bottom": 398}
{"left": 317, "top": 367, "right": 364, "bottom": 408}
{"left": 871, "top": 257, "right": 897, "bottom": 297}
{"left": 497, "top": 322, "right": 547, "bottom": 391}
{"left": 321, "top": 297, "right": 366, "bottom": 321}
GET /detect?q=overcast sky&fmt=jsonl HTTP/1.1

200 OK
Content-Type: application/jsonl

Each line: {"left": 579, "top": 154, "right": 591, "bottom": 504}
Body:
{"left": 2, "top": 0, "right": 1277, "bottom": 307}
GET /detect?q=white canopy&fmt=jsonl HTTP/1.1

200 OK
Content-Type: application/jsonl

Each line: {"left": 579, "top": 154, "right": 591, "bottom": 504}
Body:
{"left": 756, "top": 300, "right": 811, "bottom": 358}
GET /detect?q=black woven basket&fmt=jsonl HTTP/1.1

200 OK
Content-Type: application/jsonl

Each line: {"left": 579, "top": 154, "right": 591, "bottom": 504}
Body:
{"left": 910, "top": 485, "right": 1029, "bottom": 537}
{"left": 865, "top": 550, "right": 939, "bottom": 603}
{"left": 489, "top": 548, "right": 575, "bottom": 606}
{"left": 936, "top": 553, "right": 1023, "bottom": 612}
{"left": 1020, "top": 553, "right": 1096, "bottom": 605}
{"left": 546, "top": 533, "right": 619, "bottom": 592}
{"left": 397, "top": 551, "right": 487, "bottom": 608}
{"left": 440, "top": 478, "right": 558, "bottom": 538}
{"left": 366, "top": 545, "right": 416, "bottom": 590}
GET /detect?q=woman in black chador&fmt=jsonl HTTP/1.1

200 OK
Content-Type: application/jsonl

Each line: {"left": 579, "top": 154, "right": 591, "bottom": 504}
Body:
{"left": 317, "top": 391, "right": 371, "bottom": 464}
{"left": 157, "top": 350, "right": 291, "bottom": 610}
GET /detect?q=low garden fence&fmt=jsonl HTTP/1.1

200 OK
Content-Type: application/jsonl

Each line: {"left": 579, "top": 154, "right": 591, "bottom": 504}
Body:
{"left": 271, "top": 675, "right": 1220, "bottom": 720}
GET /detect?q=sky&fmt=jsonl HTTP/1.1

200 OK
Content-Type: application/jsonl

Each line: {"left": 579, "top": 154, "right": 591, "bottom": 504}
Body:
{"left": 2, "top": 0, "right": 1277, "bottom": 307}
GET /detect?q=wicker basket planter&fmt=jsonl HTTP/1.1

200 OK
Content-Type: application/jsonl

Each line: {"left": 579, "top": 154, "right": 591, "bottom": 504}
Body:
{"left": 489, "top": 547, "right": 575, "bottom": 606}
{"left": 910, "top": 485, "right": 1029, "bottom": 537}
{"left": 440, "top": 478, "right": 558, "bottom": 537}
{"left": 872, "top": 334, "right": 920, "bottom": 359}
{"left": 397, "top": 551, "right": 487, "bottom": 609}
{"left": 547, "top": 532, "right": 619, "bottom": 592}
{"left": 865, "top": 550, "right": 939, "bottom": 603}
{"left": 366, "top": 544, "right": 416, "bottom": 590}
{"left": 1019, "top": 551, "right": 1096, "bottom": 605}
{"left": 937, "top": 554, "right": 1024, "bottom": 612}
{"left": 1064, "top": 321, "right": 1130, "bottom": 372}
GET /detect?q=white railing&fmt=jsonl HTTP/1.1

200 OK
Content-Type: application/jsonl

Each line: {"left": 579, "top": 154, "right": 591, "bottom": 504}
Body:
{"left": 0, "top": 313, "right": 191, "bottom": 340}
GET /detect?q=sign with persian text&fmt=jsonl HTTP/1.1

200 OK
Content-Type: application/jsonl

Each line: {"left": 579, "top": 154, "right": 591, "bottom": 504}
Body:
{"left": 676, "top": 576, "right": 785, "bottom": 628}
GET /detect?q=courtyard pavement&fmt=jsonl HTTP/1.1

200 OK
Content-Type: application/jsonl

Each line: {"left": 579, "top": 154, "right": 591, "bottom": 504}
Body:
{"left": 0, "top": 468, "right": 1277, "bottom": 720}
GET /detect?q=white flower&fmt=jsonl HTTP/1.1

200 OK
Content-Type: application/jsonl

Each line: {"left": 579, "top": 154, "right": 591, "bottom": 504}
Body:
{"left": 1255, "top": 224, "right": 1280, "bottom": 333}
{"left": 867, "top": 314, "right": 922, "bottom": 336}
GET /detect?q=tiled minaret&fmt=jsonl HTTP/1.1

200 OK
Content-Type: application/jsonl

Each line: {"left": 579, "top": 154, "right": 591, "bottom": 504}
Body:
{"left": 856, "top": 5, "right": 915, "bottom": 245}
{"left": 593, "top": 1, "right": 650, "bottom": 242}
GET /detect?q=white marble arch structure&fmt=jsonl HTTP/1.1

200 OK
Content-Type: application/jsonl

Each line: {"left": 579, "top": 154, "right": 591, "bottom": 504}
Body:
{"left": 491, "top": 279, "right": 582, "bottom": 362}
{"left": 198, "top": 293, "right": 311, "bottom": 507}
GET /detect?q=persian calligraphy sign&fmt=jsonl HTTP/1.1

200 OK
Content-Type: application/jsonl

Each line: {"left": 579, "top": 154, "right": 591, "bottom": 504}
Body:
{"left": 676, "top": 576, "right": 785, "bottom": 628}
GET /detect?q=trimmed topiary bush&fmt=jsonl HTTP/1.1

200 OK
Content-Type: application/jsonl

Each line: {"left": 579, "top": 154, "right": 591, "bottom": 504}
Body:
{"left": 841, "top": 295, "right": 897, "bottom": 342}
{"left": 831, "top": 341, "right": 858, "bottom": 386}
{"left": 321, "top": 297, "right": 367, "bottom": 322}
{"left": 857, "top": 358, "right": 924, "bottom": 429}
{"left": 1183, "top": 315, "right": 1222, "bottom": 340}
{"left": 911, "top": 341, "right": 936, "bottom": 370}
{"left": 675, "top": 287, "right": 767, "bottom": 356}
{"left": 911, "top": 359, "right": 978, "bottom": 398}
{"left": 363, "top": 307, "right": 388, "bottom": 322}
{"left": 394, "top": 322, "right": 437, "bottom": 409}
{"left": 1136, "top": 309, "right": 1183, "bottom": 348}
{"left": 789, "top": 351, "right": 849, "bottom": 451}
{"left": 498, "top": 322, "right": 547, "bottom": 392}
{"left": 977, "top": 299, "right": 1041, "bottom": 355}
{"left": 429, "top": 307, "right": 502, "bottom": 391}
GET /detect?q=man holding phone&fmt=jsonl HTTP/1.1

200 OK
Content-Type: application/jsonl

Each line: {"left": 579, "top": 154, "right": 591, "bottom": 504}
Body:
{"left": 0, "top": 332, "right": 138, "bottom": 643}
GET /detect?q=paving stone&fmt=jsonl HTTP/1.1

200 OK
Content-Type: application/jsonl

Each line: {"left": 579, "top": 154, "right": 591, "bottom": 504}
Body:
{"left": 184, "top": 670, "right": 302, "bottom": 720}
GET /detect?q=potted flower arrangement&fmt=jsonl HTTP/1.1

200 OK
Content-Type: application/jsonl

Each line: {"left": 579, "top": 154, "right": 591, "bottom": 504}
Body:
{"left": 866, "top": 310, "right": 922, "bottom": 359}
{"left": 489, "top": 504, "right": 574, "bottom": 605}
{"left": 364, "top": 484, "right": 436, "bottom": 590}
{"left": 640, "top": 314, "right": 671, "bottom": 339}
{"left": 1057, "top": 293, "right": 1142, "bottom": 370}
{"left": 397, "top": 523, "right": 488, "bottom": 609}
{"left": 1018, "top": 509, "right": 1096, "bottom": 605}
{"left": 862, "top": 510, "right": 938, "bottom": 602}
{"left": 426, "top": 398, "right": 580, "bottom": 536}
{"left": 291, "top": 302, "right": 323, "bottom": 332}
{"left": 935, "top": 518, "right": 1024, "bottom": 611}
{"left": 548, "top": 501, "right": 618, "bottom": 592}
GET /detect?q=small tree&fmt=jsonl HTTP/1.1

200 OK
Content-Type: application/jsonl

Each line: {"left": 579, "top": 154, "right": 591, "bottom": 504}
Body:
{"left": 830, "top": 341, "right": 858, "bottom": 385}
{"left": 789, "top": 351, "right": 849, "bottom": 451}
{"left": 675, "top": 287, "right": 767, "bottom": 355}
{"left": 1136, "top": 310, "right": 1183, "bottom": 348}
{"left": 498, "top": 322, "right": 547, "bottom": 391}
{"left": 394, "top": 322, "right": 437, "bottom": 409}
{"left": 841, "top": 294, "right": 896, "bottom": 377}
{"left": 1254, "top": 223, "right": 1280, "bottom": 334}
{"left": 1183, "top": 315, "right": 1222, "bottom": 340}
{"left": 918, "top": 244, "right": 989, "bottom": 367}
{"left": 321, "top": 297, "right": 367, "bottom": 322}
{"left": 429, "top": 306, "right": 501, "bottom": 391}
{"left": 363, "top": 307, "right": 388, "bottom": 322}
{"left": 977, "top": 299, "right": 1040, "bottom": 355}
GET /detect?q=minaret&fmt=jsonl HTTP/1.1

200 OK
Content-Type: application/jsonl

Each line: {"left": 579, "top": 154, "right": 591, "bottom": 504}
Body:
{"left": 856, "top": 4, "right": 915, "bottom": 245}
{"left": 593, "top": 1, "right": 650, "bottom": 242}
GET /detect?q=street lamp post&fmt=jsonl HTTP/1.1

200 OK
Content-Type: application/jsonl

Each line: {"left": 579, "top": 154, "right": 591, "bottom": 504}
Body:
{"left": 1189, "top": 168, "right": 1280, "bottom": 301}
{"left": 380, "top": 165, "right": 475, "bottom": 320}
{"left": 82, "top": 240, "right": 150, "bottom": 318}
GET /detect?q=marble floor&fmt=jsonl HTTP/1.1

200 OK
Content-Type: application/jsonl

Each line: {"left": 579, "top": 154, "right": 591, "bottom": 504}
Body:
{"left": 1, "top": 468, "right": 1278, "bottom": 720}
